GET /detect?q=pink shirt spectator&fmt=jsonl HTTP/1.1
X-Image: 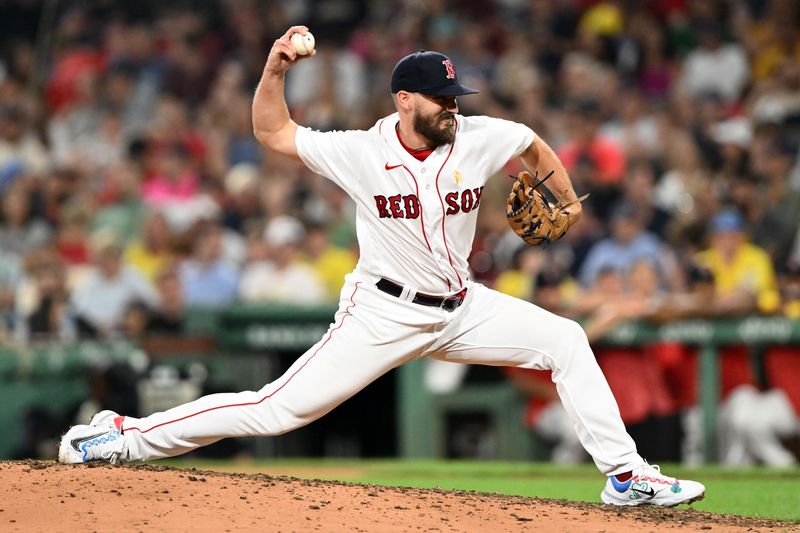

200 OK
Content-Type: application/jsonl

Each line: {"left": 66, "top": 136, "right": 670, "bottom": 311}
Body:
{"left": 141, "top": 172, "right": 199, "bottom": 204}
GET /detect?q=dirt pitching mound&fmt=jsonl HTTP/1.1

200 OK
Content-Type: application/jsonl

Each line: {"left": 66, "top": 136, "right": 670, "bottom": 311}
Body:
{"left": 1, "top": 460, "right": 796, "bottom": 532}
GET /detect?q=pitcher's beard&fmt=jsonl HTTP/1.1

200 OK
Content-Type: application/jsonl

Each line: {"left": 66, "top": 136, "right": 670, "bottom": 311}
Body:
{"left": 413, "top": 111, "right": 456, "bottom": 148}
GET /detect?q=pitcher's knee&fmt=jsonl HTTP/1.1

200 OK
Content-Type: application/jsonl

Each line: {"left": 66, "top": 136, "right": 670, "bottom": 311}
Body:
{"left": 554, "top": 319, "right": 593, "bottom": 368}
{"left": 562, "top": 319, "right": 590, "bottom": 350}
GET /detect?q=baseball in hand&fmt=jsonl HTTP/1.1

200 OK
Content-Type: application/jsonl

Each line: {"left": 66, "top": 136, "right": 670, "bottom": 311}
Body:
{"left": 291, "top": 32, "right": 315, "bottom": 56}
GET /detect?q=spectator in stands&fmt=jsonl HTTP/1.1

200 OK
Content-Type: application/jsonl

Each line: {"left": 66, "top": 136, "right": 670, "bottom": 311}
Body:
{"left": 22, "top": 254, "right": 73, "bottom": 342}
{"left": 239, "top": 216, "right": 324, "bottom": 304}
{"left": 619, "top": 160, "right": 672, "bottom": 239}
{"left": 570, "top": 266, "right": 625, "bottom": 319}
{"left": 578, "top": 202, "right": 674, "bottom": 289}
{"left": 695, "top": 209, "right": 781, "bottom": 315}
{"left": 90, "top": 159, "right": 147, "bottom": 243}
{"left": 54, "top": 202, "right": 91, "bottom": 267}
{"left": 0, "top": 249, "right": 23, "bottom": 342}
{"left": 583, "top": 259, "right": 664, "bottom": 342}
{"left": 749, "top": 141, "right": 800, "bottom": 267}
{"left": 0, "top": 181, "right": 52, "bottom": 256}
{"left": 142, "top": 124, "right": 219, "bottom": 235}
{"left": 653, "top": 132, "right": 715, "bottom": 222}
{"left": 142, "top": 142, "right": 199, "bottom": 206}
{"left": 599, "top": 90, "right": 660, "bottom": 160}
{"left": 124, "top": 209, "right": 174, "bottom": 282}
{"left": 557, "top": 98, "right": 626, "bottom": 219}
{"left": 680, "top": 19, "right": 749, "bottom": 102}
{"left": 179, "top": 222, "right": 239, "bottom": 308}
{"left": 741, "top": 0, "right": 800, "bottom": 82}
{"left": 120, "top": 267, "right": 187, "bottom": 339}
{"left": 221, "top": 163, "right": 263, "bottom": 234}
{"left": 493, "top": 246, "right": 545, "bottom": 301}
{"left": 121, "top": 301, "right": 150, "bottom": 341}
{"left": 146, "top": 267, "right": 186, "bottom": 334}
{"left": 0, "top": 104, "right": 48, "bottom": 178}
{"left": 303, "top": 223, "right": 357, "bottom": 303}
{"left": 71, "top": 231, "right": 159, "bottom": 338}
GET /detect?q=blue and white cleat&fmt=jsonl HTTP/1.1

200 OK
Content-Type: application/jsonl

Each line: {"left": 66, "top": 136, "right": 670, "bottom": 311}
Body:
{"left": 601, "top": 464, "right": 705, "bottom": 507}
{"left": 58, "top": 411, "right": 128, "bottom": 464}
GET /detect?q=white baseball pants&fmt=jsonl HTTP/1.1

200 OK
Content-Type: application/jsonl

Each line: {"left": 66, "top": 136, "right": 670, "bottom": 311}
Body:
{"left": 121, "top": 273, "right": 644, "bottom": 475}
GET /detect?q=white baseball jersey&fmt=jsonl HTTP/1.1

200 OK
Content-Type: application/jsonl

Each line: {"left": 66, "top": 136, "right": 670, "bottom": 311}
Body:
{"left": 296, "top": 113, "right": 534, "bottom": 294}
{"left": 119, "top": 111, "right": 644, "bottom": 478}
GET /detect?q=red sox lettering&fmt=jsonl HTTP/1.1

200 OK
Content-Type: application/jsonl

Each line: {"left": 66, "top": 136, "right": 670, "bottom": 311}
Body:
{"left": 374, "top": 194, "right": 421, "bottom": 219}
{"left": 445, "top": 186, "right": 483, "bottom": 215}
{"left": 374, "top": 186, "right": 483, "bottom": 219}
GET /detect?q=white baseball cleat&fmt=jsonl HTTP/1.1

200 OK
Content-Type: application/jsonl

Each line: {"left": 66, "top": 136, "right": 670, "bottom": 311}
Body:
{"left": 58, "top": 410, "right": 129, "bottom": 464}
{"left": 601, "top": 464, "right": 705, "bottom": 507}
{"left": 89, "top": 410, "right": 121, "bottom": 427}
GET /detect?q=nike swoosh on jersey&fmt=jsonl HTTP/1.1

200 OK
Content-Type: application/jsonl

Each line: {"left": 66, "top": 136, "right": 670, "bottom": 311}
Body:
{"left": 385, "top": 163, "right": 403, "bottom": 170}
{"left": 71, "top": 431, "right": 111, "bottom": 453}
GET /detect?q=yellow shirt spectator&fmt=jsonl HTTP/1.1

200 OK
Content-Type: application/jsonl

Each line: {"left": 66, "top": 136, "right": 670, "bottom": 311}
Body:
{"left": 124, "top": 240, "right": 172, "bottom": 281}
{"left": 306, "top": 246, "right": 357, "bottom": 303}
{"left": 696, "top": 242, "right": 780, "bottom": 313}
{"left": 495, "top": 269, "right": 532, "bottom": 299}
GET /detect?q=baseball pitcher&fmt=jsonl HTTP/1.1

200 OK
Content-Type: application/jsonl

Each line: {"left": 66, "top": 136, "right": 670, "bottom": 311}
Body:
{"left": 60, "top": 26, "right": 704, "bottom": 507}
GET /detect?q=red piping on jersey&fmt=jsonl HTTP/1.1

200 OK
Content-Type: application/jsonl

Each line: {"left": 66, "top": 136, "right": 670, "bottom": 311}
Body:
{"left": 434, "top": 119, "right": 462, "bottom": 288}
{"left": 399, "top": 164, "right": 433, "bottom": 253}
{"left": 123, "top": 283, "right": 362, "bottom": 435}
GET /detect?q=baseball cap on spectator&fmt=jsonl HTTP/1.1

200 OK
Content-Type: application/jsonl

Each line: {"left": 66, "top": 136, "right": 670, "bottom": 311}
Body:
{"left": 391, "top": 51, "right": 479, "bottom": 96}
{"left": 264, "top": 216, "right": 305, "bottom": 247}
{"left": 711, "top": 118, "right": 752, "bottom": 148}
{"left": 225, "top": 163, "right": 259, "bottom": 196}
{"left": 710, "top": 209, "right": 745, "bottom": 234}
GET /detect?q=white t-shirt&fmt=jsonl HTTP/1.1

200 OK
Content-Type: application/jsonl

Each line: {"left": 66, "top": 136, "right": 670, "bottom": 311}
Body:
{"left": 296, "top": 113, "right": 534, "bottom": 295}
{"left": 239, "top": 261, "right": 325, "bottom": 304}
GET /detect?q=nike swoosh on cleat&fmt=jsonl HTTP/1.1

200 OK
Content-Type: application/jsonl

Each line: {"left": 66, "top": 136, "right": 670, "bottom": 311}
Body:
{"left": 71, "top": 432, "right": 110, "bottom": 453}
{"left": 385, "top": 163, "right": 403, "bottom": 170}
{"left": 632, "top": 487, "right": 657, "bottom": 498}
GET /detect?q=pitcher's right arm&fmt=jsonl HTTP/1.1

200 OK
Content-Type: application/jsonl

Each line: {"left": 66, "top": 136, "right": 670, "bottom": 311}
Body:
{"left": 252, "top": 25, "right": 315, "bottom": 161}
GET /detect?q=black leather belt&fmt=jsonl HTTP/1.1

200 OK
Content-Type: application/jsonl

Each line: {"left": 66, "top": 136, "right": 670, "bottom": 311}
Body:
{"left": 376, "top": 278, "right": 467, "bottom": 311}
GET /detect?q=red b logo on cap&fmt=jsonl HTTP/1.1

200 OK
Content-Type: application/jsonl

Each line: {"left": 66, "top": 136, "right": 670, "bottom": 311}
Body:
{"left": 442, "top": 59, "right": 456, "bottom": 79}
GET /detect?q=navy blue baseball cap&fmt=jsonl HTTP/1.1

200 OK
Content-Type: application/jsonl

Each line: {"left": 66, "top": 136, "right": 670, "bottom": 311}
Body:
{"left": 390, "top": 51, "right": 479, "bottom": 96}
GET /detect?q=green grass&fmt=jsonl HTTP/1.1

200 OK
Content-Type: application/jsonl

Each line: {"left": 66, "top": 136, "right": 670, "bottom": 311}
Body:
{"left": 163, "top": 459, "right": 800, "bottom": 522}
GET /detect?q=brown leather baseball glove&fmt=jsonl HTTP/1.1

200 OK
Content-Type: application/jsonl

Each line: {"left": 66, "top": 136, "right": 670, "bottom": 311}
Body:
{"left": 506, "top": 170, "right": 589, "bottom": 246}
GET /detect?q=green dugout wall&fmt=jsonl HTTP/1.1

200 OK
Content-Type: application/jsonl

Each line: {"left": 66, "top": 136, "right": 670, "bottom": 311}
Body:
{"left": 1, "top": 308, "right": 798, "bottom": 461}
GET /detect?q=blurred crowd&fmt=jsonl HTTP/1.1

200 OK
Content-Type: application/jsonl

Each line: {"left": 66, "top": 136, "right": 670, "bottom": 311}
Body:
{"left": 2, "top": 0, "right": 799, "bottom": 344}
{"left": 2, "top": 0, "right": 800, "bottom": 342}
{"left": 2, "top": 0, "right": 799, "bottom": 464}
